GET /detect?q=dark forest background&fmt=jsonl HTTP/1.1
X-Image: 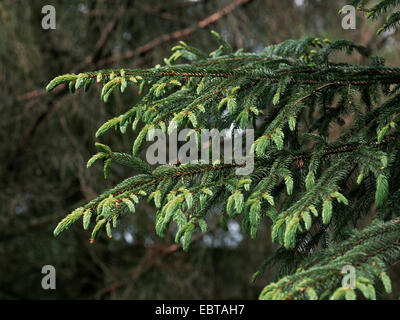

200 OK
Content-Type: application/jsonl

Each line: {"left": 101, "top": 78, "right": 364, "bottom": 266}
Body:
{"left": 1, "top": 0, "right": 400, "bottom": 299}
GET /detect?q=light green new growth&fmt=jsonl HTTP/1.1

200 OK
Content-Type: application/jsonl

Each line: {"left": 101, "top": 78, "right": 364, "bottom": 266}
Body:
{"left": 48, "top": 1, "right": 400, "bottom": 300}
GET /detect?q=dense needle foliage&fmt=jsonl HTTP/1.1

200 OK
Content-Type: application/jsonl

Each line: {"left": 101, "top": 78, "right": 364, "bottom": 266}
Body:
{"left": 47, "top": 1, "right": 400, "bottom": 300}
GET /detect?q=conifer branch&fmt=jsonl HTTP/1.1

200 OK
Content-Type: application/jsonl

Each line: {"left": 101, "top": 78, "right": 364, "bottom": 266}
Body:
{"left": 47, "top": 6, "right": 400, "bottom": 298}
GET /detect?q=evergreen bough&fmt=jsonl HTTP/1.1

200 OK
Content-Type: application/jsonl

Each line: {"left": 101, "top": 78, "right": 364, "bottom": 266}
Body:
{"left": 47, "top": 1, "right": 400, "bottom": 300}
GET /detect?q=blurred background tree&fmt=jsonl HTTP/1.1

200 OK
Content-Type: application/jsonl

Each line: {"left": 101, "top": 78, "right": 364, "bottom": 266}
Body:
{"left": 1, "top": 0, "right": 399, "bottom": 299}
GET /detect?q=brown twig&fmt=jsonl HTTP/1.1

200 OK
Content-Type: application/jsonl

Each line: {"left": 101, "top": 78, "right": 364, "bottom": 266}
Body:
{"left": 88, "top": 0, "right": 253, "bottom": 68}
{"left": 16, "top": 0, "right": 253, "bottom": 103}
